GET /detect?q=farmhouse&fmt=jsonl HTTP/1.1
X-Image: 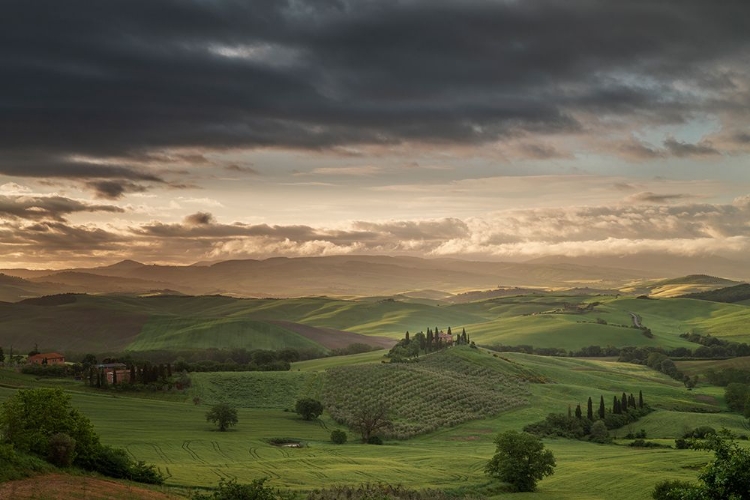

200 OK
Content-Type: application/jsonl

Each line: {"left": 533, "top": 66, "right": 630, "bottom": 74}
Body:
{"left": 437, "top": 330, "right": 454, "bottom": 345}
{"left": 27, "top": 352, "right": 65, "bottom": 365}
{"left": 97, "top": 363, "right": 129, "bottom": 385}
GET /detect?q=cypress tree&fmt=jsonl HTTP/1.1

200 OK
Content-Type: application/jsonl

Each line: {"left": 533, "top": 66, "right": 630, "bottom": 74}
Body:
{"left": 629, "top": 393, "right": 636, "bottom": 408}
{"left": 405, "top": 331, "right": 410, "bottom": 342}
{"left": 613, "top": 395, "right": 620, "bottom": 414}
{"left": 622, "top": 392, "right": 628, "bottom": 410}
{"left": 568, "top": 405, "right": 572, "bottom": 418}
{"left": 639, "top": 390, "right": 644, "bottom": 409}
{"left": 587, "top": 397, "right": 594, "bottom": 420}
{"left": 575, "top": 404, "right": 582, "bottom": 419}
{"left": 599, "top": 395, "right": 605, "bottom": 419}
{"left": 130, "top": 365, "right": 136, "bottom": 384}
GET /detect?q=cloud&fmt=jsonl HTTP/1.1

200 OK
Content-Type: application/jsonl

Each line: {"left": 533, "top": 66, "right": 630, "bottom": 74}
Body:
{"left": 625, "top": 192, "right": 694, "bottom": 204}
{"left": 86, "top": 180, "right": 148, "bottom": 199}
{"left": 184, "top": 212, "right": 216, "bottom": 226}
{"left": 224, "top": 164, "right": 259, "bottom": 174}
{"left": 663, "top": 137, "right": 721, "bottom": 158}
{"left": 0, "top": 0, "right": 747, "bottom": 187}
{"left": 0, "top": 194, "right": 124, "bottom": 222}
{"left": 309, "top": 166, "right": 382, "bottom": 176}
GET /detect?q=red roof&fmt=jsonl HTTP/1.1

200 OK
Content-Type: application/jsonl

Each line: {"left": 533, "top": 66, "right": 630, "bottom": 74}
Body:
{"left": 27, "top": 352, "right": 65, "bottom": 362}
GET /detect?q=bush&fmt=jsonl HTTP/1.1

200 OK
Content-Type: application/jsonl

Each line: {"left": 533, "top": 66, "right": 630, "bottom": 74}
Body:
{"left": 589, "top": 421, "right": 610, "bottom": 444}
{"left": 366, "top": 436, "right": 383, "bottom": 445}
{"left": 295, "top": 398, "right": 324, "bottom": 421}
{"left": 684, "top": 426, "right": 717, "bottom": 439}
{"left": 652, "top": 479, "right": 699, "bottom": 499}
{"left": 192, "top": 477, "right": 280, "bottom": 500}
{"left": 47, "top": 433, "right": 76, "bottom": 467}
{"left": 330, "top": 430, "right": 347, "bottom": 445}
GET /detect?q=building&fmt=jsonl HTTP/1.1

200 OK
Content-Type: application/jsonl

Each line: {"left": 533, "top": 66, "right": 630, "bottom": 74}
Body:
{"left": 96, "top": 363, "right": 129, "bottom": 385}
{"left": 27, "top": 352, "right": 65, "bottom": 365}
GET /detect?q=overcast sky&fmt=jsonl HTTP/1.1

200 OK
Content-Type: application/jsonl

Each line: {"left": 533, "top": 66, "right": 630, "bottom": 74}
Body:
{"left": 1, "top": 0, "right": 749, "bottom": 268}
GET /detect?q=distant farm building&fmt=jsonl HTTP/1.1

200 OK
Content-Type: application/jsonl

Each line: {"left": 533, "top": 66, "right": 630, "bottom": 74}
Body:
{"left": 27, "top": 352, "right": 65, "bottom": 365}
{"left": 97, "top": 363, "right": 128, "bottom": 385}
{"left": 437, "top": 330, "right": 454, "bottom": 345}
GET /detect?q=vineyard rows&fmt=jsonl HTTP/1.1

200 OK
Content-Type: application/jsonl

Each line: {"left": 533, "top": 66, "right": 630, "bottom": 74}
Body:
{"left": 323, "top": 350, "right": 530, "bottom": 439}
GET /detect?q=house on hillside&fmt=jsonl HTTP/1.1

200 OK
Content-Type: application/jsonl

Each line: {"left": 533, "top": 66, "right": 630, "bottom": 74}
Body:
{"left": 27, "top": 352, "right": 65, "bottom": 365}
{"left": 96, "top": 363, "right": 129, "bottom": 385}
{"left": 437, "top": 330, "right": 454, "bottom": 346}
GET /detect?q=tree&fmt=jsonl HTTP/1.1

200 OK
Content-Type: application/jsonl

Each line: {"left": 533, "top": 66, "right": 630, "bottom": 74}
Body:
{"left": 349, "top": 401, "right": 391, "bottom": 443}
{"left": 574, "top": 404, "right": 582, "bottom": 419}
{"left": 639, "top": 390, "right": 644, "bottom": 409}
{"left": 206, "top": 403, "right": 238, "bottom": 432}
{"left": 654, "top": 431, "right": 750, "bottom": 499}
{"left": 330, "top": 430, "right": 348, "bottom": 444}
{"left": 589, "top": 421, "right": 610, "bottom": 443}
{"left": 485, "top": 430, "right": 556, "bottom": 492}
{"left": 0, "top": 388, "right": 100, "bottom": 462}
{"left": 0, "top": 346, "right": 4, "bottom": 363}
{"left": 599, "top": 395, "right": 606, "bottom": 419}
{"left": 587, "top": 397, "right": 594, "bottom": 421}
{"left": 295, "top": 398, "right": 324, "bottom": 421}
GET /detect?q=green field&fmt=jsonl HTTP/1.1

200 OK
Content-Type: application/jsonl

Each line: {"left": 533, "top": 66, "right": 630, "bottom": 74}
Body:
{"left": 2, "top": 346, "right": 748, "bottom": 499}
{"left": 2, "top": 291, "right": 750, "bottom": 354}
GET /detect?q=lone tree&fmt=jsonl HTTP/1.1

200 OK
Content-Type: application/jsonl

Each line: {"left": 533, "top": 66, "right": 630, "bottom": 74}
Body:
{"left": 485, "top": 430, "right": 556, "bottom": 492}
{"left": 349, "top": 401, "right": 391, "bottom": 443}
{"left": 295, "top": 398, "right": 324, "bottom": 421}
{"left": 206, "top": 403, "right": 238, "bottom": 432}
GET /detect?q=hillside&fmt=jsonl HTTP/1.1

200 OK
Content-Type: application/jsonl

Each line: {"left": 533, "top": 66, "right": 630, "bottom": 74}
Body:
{"left": 680, "top": 283, "right": 750, "bottom": 304}
{"left": 0, "top": 255, "right": 668, "bottom": 301}
{"left": 3, "top": 291, "right": 750, "bottom": 353}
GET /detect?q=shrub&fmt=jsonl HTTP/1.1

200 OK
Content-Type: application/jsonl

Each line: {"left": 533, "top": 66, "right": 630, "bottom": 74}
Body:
{"left": 47, "top": 433, "right": 76, "bottom": 467}
{"left": 192, "top": 477, "right": 279, "bottom": 500}
{"left": 295, "top": 398, "right": 324, "bottom": 421}
{"left": 366, "top": 436, "right": 383, "bottom": 445}
{"left": 330, "top": 430, "right": 347, "bottom": 445}
{"left": 589, "top": 421, "right": 610, "bottom": 444}
{"left": 652, "top": 480, "right": 699, "bottom": 500}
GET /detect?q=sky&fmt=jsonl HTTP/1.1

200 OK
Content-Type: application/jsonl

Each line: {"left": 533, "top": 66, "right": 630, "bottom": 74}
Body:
{"left": 1, "top": 0, "right": 749, "bottom": 269}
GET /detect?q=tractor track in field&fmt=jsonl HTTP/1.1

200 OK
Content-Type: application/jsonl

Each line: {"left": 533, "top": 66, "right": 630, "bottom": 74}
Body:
{"left": 147, "top": 443, "right": 173, "bottom": 464}
{"left": 182, "top": 441, "right": 208, "bottom": 464}
{"left": 212, "top": 441, "right": 232, "bottom": 460}
{"left": 248, "top": 447, "right": 261, "bottom": 460}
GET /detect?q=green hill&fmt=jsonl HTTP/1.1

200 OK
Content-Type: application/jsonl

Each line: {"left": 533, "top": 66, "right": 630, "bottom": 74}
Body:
{"left": 680, "top": 283, "right": 750, "bottom": 304}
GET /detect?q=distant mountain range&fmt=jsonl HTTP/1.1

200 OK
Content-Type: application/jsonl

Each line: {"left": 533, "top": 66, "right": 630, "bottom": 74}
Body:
{"left": 0, "top": 254, "right": 747, "bottom": 302}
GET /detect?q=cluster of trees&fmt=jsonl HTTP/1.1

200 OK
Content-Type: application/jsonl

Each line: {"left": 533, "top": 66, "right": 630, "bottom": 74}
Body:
{"left": 724, "top": 383, "right": 750, "bottom": 419}
{"left": 679, "top": 332, "right": 750, "bottom": 358}
{"left": 488, "top": 342, "right": 747, "bottom": 361}
{"left": 388, "top": 327, "right": 470, "bottom": 361}
{"left": 0, "top": 388, "right": 162, "bottom": 484}
{"left": 704, "top": 367, "right": 750, "bottom": 386}
{"left": 524, "top": 391, "right": 650, "bottom": 441}
{"left": 653, "top": 431, "right": 750, "bottom": 499}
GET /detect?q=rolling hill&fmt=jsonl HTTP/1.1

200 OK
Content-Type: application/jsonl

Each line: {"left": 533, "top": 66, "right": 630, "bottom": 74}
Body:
{"left": 3, "top": 290, "right": 750, "bottom": 354}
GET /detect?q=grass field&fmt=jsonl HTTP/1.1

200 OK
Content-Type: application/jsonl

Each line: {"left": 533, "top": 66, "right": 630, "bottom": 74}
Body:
{"left": 2, "top": 346, "right": 747, "bottom": 499}
{"left": 2, "top": 291, "right": 750, "bottom": 353}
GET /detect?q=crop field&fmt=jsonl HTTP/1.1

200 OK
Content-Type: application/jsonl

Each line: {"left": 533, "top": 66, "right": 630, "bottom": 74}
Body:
{"left": 323, "top": 350, "right": 530, "bottom": 439}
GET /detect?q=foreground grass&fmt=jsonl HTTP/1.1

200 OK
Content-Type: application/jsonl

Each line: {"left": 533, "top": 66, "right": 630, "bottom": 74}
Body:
{"left": 0, "top": 348, "right": 746, "bottom": 499}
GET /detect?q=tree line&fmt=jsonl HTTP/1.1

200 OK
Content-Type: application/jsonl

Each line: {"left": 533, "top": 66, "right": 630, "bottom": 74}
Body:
{"left": 524, "top": 390, "right": 651, "bottom": 442}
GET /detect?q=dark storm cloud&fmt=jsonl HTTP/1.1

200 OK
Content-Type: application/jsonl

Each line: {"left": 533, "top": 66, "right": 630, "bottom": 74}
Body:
{"left": 1, "top": 0, "right": 749, "bottom": 181}
{"left": 663, "top": 138, "right": 721, "bottom": 158}
{"left": 0, "top": 195, "right": 124, "bottom": 221}
{"left": 625, "top": 192, "right": 693, "bottom": 204}
{"left": 86, "top": 180, "right": 149, "bottom": 199}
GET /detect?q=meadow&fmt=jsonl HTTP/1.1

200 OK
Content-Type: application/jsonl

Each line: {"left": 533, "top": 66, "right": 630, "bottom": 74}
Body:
{"left": 3, "top": 346, "right": 748, "bottom": 499}
{"left": 4, "top": 289, "right": 750, "bottom": 354}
